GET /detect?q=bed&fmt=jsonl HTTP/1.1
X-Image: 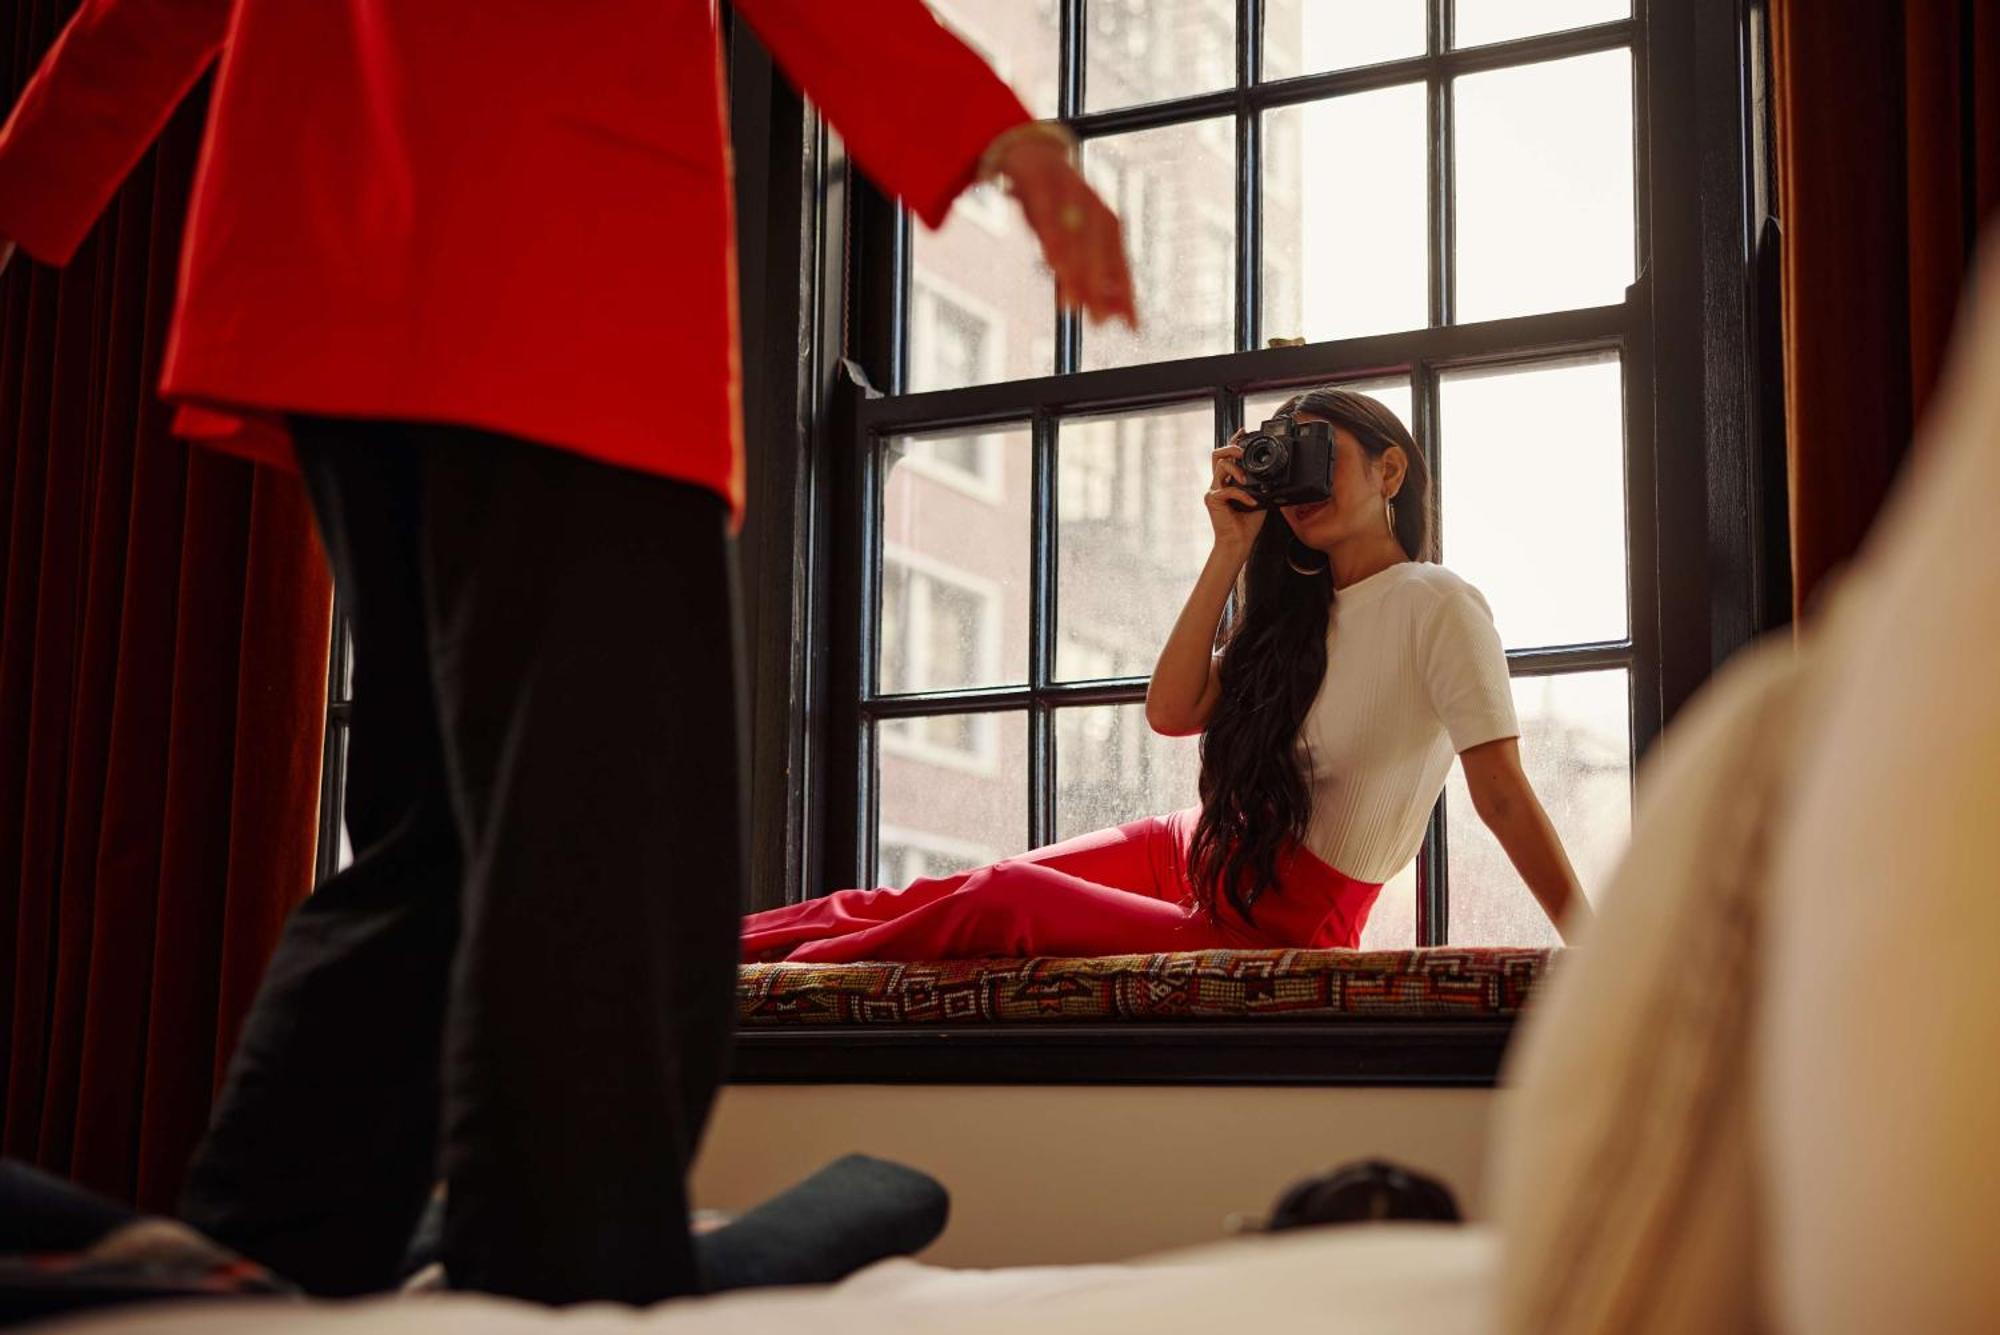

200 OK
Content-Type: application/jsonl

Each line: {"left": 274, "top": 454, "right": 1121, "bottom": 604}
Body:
{"left": 46, "top": 1225, "right": 1495, "bottom": 1335}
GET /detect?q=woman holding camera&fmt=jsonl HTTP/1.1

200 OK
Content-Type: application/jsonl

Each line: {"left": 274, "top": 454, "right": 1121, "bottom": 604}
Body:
{"left": 742, "top": 388, "right": 1586, "bottom": 964}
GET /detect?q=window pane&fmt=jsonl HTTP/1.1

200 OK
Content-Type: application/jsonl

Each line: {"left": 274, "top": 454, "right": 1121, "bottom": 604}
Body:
{"left": 1056, "top": 403, "right": 1215, "bottom": 682}
{"left": 1084, "top": 0, "right": 1236, "bottom": 111}
{"left": 1263, "top": 0, "right": 1425, "bottom": 80}
{"left": 1245, "top": 378, "right": 1414, "bottom": 438}
{"left": 1446, "top": 669, "right": 1630, "bottom": 945}
{"left": 1439, "top": 354, "right": 1626, "bottom": 648}
{"left": 1357, "top": 859, "right": 1418, "bottom": 950}
{"left": 910, "top": 0, "right": 1061, "bottom": 393}
{"left": 1054, "top": 703, "right": 1203, "bottom": 842}
{"left": 909, "top": 200, "right": 1056, "bottom": 392}
{"left": 1454, "top": 0, "right": 1627, "bottom": 49}
{"left": 878, "top": 712, "right": 1029, "bottom": 885}
{"left": 879, "top": 426, "right": 1032, "bottom": 692}
{"left": 1081, "top": 120, "right": 1236, "bottom": 370}
{"left": 1453, "top": 48, "right": 1634, "bottom": 323}
{"left": 924, "top": 0, "right": 1061, "bottom": 118}
{"left": 1262, "top": 85, "right": 1428, "bottom": 344}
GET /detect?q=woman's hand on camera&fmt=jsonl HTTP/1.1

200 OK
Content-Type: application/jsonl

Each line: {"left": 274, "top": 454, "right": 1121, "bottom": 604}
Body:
{"left": 1207, "top": 433, "right": 1266, "bottom": 558}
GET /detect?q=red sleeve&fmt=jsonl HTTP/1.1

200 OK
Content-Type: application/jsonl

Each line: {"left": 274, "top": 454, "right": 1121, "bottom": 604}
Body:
{"left": 732, "top": 0, "right": 1032, "bottom": 230}
{"left": 0, "top": 0, "right": 234, "bottom": 265}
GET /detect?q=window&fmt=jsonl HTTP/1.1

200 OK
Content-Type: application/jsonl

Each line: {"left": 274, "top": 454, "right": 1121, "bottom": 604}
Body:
{"left": 829, "top": 0, "right": 1668, "bottom": 949}
{"left": 305, "top": 0, "right": 1765, "bottom": 1083}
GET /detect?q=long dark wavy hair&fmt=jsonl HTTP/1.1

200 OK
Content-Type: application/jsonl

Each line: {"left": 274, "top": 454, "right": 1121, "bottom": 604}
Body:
{"left": 1185, "top": 387, "right": 1435, "bottom": 929}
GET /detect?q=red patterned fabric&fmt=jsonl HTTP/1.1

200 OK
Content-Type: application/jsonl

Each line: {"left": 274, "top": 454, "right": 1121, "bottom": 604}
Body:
{"left": 738, "top": 947, "right": 1555, "bottom": 1026}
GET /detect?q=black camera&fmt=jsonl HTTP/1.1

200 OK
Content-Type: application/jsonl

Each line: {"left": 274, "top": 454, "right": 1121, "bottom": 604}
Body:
{"left": 1235, "top": 411, "right": 1333, "bottom": 510}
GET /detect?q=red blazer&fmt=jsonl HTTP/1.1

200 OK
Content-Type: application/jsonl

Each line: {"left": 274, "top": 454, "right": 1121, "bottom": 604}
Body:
{"left": 0, "top": 1, "right": 1027, "bottom": 522}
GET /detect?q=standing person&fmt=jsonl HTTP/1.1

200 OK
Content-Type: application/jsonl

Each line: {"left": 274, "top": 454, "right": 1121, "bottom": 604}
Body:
{"left": 0, "top": 0, "right": 1135, "bottom": 1308}
{"left": 743, "top": 389, "right": 1588, "bottom": 965}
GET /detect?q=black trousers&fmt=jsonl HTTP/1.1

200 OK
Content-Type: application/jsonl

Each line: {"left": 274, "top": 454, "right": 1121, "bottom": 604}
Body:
{"left": 178, "top": 417, "right": 746, "bottom": 1305}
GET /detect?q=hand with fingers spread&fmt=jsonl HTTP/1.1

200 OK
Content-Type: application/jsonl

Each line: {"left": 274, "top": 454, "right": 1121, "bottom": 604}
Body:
{"left": 983, "top": 122, "right": 1138, "bottom": 330}
{"left": 1206, "top": 430, "right": 1268, "bottom": 560}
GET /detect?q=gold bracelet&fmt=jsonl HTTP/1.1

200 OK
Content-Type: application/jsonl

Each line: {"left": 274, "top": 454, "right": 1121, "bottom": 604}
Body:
{"left": 976, "top": 119, "right": 1080, "bottom": 185}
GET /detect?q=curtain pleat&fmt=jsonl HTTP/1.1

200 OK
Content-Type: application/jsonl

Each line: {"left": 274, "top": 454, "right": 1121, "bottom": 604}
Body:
{"left": 1, "top": 0, "right": 333, "bottom": 1211}
{"left": 1773, "top": 0, "right": 2000, "bottom": 616}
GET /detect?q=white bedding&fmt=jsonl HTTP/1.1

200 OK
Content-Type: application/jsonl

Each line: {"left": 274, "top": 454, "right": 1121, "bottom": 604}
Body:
{"left": 47, "top": 1224, "right": 1493, "bottom": 1335}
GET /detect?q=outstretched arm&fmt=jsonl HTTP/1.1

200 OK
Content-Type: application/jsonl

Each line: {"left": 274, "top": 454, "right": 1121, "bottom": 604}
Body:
{"left": 0, "top": 0, "right": 234, "bottom": 266}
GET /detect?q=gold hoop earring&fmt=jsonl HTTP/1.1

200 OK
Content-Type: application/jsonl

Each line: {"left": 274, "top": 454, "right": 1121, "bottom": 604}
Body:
{"left": 1286, "top": 535, "right": 1329, "bottom": 577}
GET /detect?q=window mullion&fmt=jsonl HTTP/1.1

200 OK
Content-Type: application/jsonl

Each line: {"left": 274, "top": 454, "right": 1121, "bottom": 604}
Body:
{"left": 1414, "top": 356, "right": 1448, "bottom": 946}
{"left": 1419, "top": 797, "right": 1450, "bottom": 947}
{"left": 1422, "top": 0, "right": 1451, "bottom": 948}
{"left": 1057, "top": 0, "right": 1084, "bottom": 377}
{"left": 858, "top": 428, "right": 886, "bottom": 887}
{"left": 1059, "top": 0, "right": 1083, "bottom": 118}
{"left": 893, "top": 208, "right": 913, "bottom": 396}
{"left": 1029, "top": 408, "right": 1058, "bottom": 848}
{"left": 1237, "top": 0, "right": 1260, "bottom": 353}
{"left": 1429, "top": 0, "right": 1454, "bottom": 330}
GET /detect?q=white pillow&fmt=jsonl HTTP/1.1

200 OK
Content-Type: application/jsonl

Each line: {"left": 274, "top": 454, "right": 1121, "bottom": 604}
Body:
{"left": 1757, "top": 240, "right": 2000, "bottom": 1332}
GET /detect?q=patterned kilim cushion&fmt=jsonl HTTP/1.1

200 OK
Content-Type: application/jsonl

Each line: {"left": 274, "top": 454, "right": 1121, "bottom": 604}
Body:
{"left": 738, "top": 947, "right": 1555, "bottom": 1026}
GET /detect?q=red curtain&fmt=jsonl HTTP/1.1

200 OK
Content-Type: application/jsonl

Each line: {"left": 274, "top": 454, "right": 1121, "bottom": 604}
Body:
{"left": 1773, "top": 0, "right": 2000, "bottom": 616}
{"left": 1, "top": 4, "right": 333, "bottom": 1211}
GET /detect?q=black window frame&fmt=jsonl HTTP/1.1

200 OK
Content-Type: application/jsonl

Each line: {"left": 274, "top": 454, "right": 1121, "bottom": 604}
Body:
{"left": 738, "top": 0, "right": 1784, "bottom": 1085}
{"left": 847, "top": 4, "right": 1664, "bottom": 944}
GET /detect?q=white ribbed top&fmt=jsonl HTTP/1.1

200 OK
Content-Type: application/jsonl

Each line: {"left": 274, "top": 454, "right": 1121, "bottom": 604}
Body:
{"left": 1293, "top": 561, "right": 1520, "bottom": 883}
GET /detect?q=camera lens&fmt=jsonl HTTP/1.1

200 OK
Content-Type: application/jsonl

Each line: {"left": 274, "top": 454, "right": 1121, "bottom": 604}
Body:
{"left": 1242, "top": 435, "right": 1286, "bottom": 477}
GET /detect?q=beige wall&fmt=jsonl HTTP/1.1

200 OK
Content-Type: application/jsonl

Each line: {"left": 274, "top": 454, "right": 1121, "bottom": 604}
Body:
{"left": 692, "top": 1084, "right": 1495, "bottom": 1268}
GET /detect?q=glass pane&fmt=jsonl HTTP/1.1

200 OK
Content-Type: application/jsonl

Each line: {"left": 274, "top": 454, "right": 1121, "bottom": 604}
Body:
{"left": 924, "top": 0, "right": 1061, "bottom": 118}
{"left": 1084, "top": 0, "right": 1236, "bottom": 111}
{"left": 1446, "top": 669, "right": 1631, "bottom": 945}
{"left": 1054, "top": 703, "right": 1203, "bottom": 842}
{"left": 909, "top": 194, "right": 1056, "bottom": 392}
{"left": 1438, "top": 354, "right": 1626, "bottom": 648}
{"left": 1454, "top": 0, "right": 1627, "bottom": 49}
{"left": 1263, "top": 0, "right": 1426, "bottom": 80}
{"left": 1056, "top": 403, "right": 1215, "bottom": 683}
{"left": 1357, "top": 858, "right": 1418, "bottom": 950}
{"left": 1453, "top": 48, "right": 1634, "bottom": 323}
{"left": 1262, "top": 85, "right": 1428, "bottom": 343}
{"left": 879, "top": 426, "right": 1032, "bottom": 692}
{"left": 1245, "top": 378, "right": 1414, "bottom": 439}
{"left": 878, "top": 712, "right": 1030, "bottom": 886}
{"left": 909, "top": 1, "right": 1061, "bottom": 392}
{"left": 1081, "top": 120, "right": 1236, "bottom": 370}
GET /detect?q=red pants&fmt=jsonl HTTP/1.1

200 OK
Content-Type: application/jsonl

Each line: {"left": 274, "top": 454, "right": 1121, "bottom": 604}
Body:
{"left": 741, "top": 808, "right": 1383, "bottom": 964}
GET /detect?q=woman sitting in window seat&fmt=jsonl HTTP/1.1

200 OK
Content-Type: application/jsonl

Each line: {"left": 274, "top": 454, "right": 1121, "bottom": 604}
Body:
{"left": 742, "top": 389, "right": 1587, "bottom": 964}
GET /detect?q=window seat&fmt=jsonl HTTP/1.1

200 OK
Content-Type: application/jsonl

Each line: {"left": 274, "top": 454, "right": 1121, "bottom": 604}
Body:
{"left": 738, "top": 946, "right": 1555, "bottom": 1027}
